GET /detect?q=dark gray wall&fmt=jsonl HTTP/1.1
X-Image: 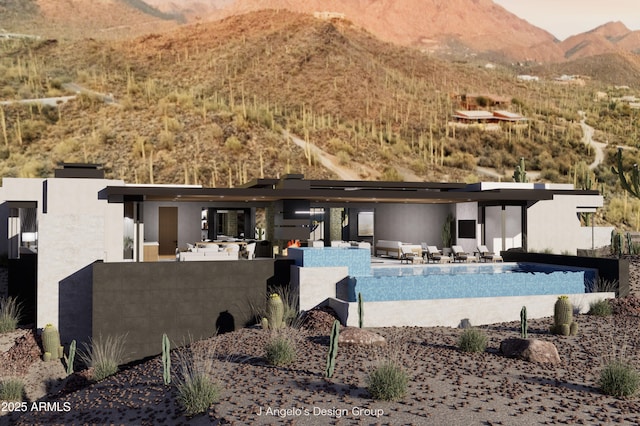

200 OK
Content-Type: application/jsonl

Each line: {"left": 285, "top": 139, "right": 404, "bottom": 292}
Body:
{"left": 92, "top": 259, "right": 274, "bottom": 363}
{"left": 501, "top": 251, "right": 629, "bottom": 297}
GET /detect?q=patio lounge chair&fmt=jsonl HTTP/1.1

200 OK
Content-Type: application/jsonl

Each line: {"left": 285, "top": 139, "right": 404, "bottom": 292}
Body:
{"left": 426, "top": 245, "right": 451, "bottom": 263}
{"left": 400, "top": 245, "right": 417, "bottom": 264}
{"left": 477, "top": 245, "right": 503, "bottom": 262}
{"left": 451, "top": 245, "right": 473, "bottom": 262}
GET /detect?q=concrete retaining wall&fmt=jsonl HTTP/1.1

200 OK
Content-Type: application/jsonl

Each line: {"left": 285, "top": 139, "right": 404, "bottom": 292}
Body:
{"left": 342, "top": 292, "right": 615, "bottom": 328}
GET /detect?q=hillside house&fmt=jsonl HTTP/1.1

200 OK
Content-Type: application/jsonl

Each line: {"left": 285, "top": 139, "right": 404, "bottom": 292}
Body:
{"left": 1, "top": 165, "right": 613, "bottom": 361}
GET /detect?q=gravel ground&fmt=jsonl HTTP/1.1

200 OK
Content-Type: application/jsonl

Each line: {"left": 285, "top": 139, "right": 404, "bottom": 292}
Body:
{"left": 2, "top": 312, "right": 640, "bottom": 425}
{"left": 1, "top": 260, "right": 639, "bottom": 425}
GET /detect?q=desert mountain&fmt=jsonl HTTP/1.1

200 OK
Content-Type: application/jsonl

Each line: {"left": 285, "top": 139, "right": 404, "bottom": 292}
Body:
{"left": 200, "top": 0, "right": 563, "bottom": 62}
{"left": 4, "top": 0, "right": 640, "bottom": 64}
{"left": 0, "top": 10, "right": 596, "bottom": 185}
{"left": 145, "top": 0, "right": 640, "bottom": 63}
{"left": 0, "top": 0, "right": 181, "bottom": 40}
{"left": 559, "top": 22, "right": 640, "bottom": 61}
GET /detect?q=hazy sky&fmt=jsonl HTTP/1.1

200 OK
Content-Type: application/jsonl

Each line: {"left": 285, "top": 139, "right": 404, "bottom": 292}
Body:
{"left": 492, "top": 0, "right": 640, "bottom": 40}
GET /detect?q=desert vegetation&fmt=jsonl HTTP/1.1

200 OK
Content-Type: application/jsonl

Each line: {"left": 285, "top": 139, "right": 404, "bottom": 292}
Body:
{"left": 0, "top": 10, "right": 639, "bottom": 229}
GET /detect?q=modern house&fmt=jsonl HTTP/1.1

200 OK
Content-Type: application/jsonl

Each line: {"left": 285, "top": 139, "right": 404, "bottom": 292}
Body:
{"left": 1, "top": 164, "right": 614, "bottom": 361}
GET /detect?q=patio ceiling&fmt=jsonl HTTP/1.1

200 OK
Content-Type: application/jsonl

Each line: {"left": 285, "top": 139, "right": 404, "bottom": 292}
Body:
{"left": 100, "top": 184, "right": 585, "bottom": 205}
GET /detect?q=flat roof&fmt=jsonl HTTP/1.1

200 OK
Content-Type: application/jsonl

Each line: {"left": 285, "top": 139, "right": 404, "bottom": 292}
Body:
{"left": 100, "top": 177, "right": 599, "bottom": 205}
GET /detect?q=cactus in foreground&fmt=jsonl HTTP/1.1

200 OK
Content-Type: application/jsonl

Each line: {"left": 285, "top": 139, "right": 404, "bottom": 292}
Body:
{"left": 520, "top": 306, "right": 528, "bottom": 339}
{"left": 64, "top": 340, "right": 76, "bottom": 375}
{"left": 611, "top": 147, "right": 640, "bottom": 198}
{"left": 42, "top": 324, "right": 63, "bottom": 360}
{"left": 325, "top": 320, "right": 340, "bottom": 378}
{"left": 550, "top": 296, "right": 578, "bottom": 336}
{"left": 162, "top": 333, "right": 171, "bottom": 385}
{"left": 358, "top": 292, "right": 364, "bottom": 328}
{"left": 263, "top": 293, "right": 284, "bottom": 330}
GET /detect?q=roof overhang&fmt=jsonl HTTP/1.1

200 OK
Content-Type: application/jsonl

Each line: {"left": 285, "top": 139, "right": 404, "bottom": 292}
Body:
{"left": 99, "top": 185, "right": 583, "bottom": 205}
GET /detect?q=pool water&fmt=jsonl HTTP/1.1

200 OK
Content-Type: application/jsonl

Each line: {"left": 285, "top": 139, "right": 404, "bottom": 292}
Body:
{"left": 339, "top": 262, "right": 598, "bottom": 302}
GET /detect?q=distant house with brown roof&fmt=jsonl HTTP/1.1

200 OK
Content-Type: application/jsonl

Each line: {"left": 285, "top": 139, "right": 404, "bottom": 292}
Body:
{"left": 452, "top": 110, "right": 526, "bottom": 123}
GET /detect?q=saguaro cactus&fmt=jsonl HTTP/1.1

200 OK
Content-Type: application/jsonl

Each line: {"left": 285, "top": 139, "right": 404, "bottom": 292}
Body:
{"left": 520, "top": 306, "right": 528, "bottom": 339}
{"left": 550, "top": 296, "right": 578, "bottom": 336}
{"left": 65, "top": 340, "right": 76, "bottom": 375}
{"left": 325, "top": 320, "right": 340, "bottom": 378}
{"left": 358, "top": 292, "right": 364, "bottom": 329}
{"left": 611, "top": 147, "right": 640, "bottom": 198}
{"left": 162, "top": 333, "right": 171, "bottom": 385}
{"left": 513, "top": 157, "right": 528, "bottom": 183}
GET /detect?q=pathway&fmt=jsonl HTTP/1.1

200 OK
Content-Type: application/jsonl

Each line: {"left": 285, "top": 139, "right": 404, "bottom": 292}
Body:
{"left": 578, "top": 111, "right": 607, "bottom": 170}
{"left": 284, "top": 130, "right": 380, "bottom": 181}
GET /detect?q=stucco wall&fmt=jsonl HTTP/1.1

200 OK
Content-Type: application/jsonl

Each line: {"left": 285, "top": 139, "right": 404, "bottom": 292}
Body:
{"left": 485, "top": 205, "right": 522, "bottom": 253}
{"left": 92, "top": 259, "right": 272, "bottom": 363}
{"left": 528, "top": 195, "right": 610, "bottom": 254}
{"left": 455, "top": 202, "right": 479, "bottom": 253}
{"left": 37, "top": 178, "right": 124, "bottom": 329}
{"left": 0, "top": 177, "right": 124, "bottom": 329}
{"left": 143, "top": 201, "right": 202, "bottom": 250}
{"left": 374, "top": 203, "right": 450, "bottom": 246}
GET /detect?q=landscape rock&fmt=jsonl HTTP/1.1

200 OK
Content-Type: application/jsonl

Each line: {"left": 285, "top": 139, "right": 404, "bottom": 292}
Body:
{"left": 338, "top": 327, "right": 386, "bottom": 346}
{"left": 500, "top": 338, "right": 560, "bottom": 364}
{"left": 299, "top": 307, "right": 340, "bottom": 334}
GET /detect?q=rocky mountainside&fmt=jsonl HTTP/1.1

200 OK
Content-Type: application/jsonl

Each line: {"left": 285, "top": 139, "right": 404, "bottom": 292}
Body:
{"left": 559, "top": 22, "right": 640, "bottom": 61}
{"left": 3, "top": 0, "right": 639, "bottom": 64}
{"left": 203, "top": 0, "right": 562, "bottom": 62}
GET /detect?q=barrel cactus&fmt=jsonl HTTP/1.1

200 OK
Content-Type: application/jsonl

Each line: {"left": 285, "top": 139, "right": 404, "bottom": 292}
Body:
{"left": 263, "top": 293, "right": 285, "bottom": 330}
{"left": 550, "top": 296, "right": 578, "bottom": 336}
{"left": 42, "top": 324, "right": 64, "bottom": 360}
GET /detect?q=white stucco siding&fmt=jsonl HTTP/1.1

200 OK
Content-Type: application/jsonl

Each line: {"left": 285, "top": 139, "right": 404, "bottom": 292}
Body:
{"left": 143, "top": 202, "right": 204, "bottom": 250}
{"left": 484, "top": 206, "right": 522, "bottom": 253}
{"left": 527, "top": 194, "right": 610, "bottom": 254}
{"left": 455, "top": 202, "right": 479, "bottom": 253}
{"left": 374, "top": 203, "right": 451, "bottom": 246}
{"left": 36, "top": 178, "right": 124, "bottom": 329}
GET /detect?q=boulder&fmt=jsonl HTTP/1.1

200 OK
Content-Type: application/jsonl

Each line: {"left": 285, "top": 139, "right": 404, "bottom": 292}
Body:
{"left": 500, "top": 338, "right": 560, "bottom": 364}
{"left": 338, "top": 327, "right": 386, "bottom": 346}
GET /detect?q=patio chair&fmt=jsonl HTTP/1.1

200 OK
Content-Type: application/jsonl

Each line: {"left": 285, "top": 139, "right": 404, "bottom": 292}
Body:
{"left": 244, "top": 242, "right": 256, "bottom": 259}
{"left": 426, "top": 245, "right": 451, "bottom": 263}
{"left": 451, "top": 245, "right": 472, "bottom": 262}
{"left": 400, "top": 245, "right": 417, "bottom": 264}
{"left": 477, "top": 245, "right": 503, "bottom": 262}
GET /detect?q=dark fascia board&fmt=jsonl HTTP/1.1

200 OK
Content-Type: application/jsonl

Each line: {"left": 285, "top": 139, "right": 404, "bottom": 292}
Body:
{"left": 307, "top": 179, "right": 466, "bottom": 190}
{"left": 101, "top": 185, "right": 564, "bottom": 204}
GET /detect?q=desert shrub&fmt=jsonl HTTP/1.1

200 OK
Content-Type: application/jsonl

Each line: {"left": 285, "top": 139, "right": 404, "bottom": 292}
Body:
{"left": 458, "top": 328, "right": 488, "bottom": 353}
{"left": 0, "top": 296, "right": 22, "bottom": 333}
{"left": 224, "top": 135, "right": 242, "bottom": 152}
{"left": 265, "top": 335, "right": 297, "bottom": 366}
{"left": 79, "top": 334, "right": 127, "bottom": 381}
{"left": 336, "top": 150, "right": 350, "bottom": 165}
{"left": 589, "top": 299, "right": 613, "bottom": 317}
{"left": 175, "top": 343, "right": 221, "bottom": 416}
{"left": 599, "top": 360, "right": 640, "bottom": 397}
{"left": 19, "top": 119, "right": 47, "bottom": 144}
{"left": 158, "top": 130, "right": 175, "bottom": 151}
{"left": 381, "top": 166, "right": 402, "bottom": 181}
{"left": 367, "top": 360, "right": 409, "bottom": 401}
{"left": 0, "top": 378, "right": 24, "bottom": 401}
{"left": 444, "top": 152, "right": 476, "bottom": 169}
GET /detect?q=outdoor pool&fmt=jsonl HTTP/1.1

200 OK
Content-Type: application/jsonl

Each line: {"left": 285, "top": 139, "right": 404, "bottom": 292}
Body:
{"left": 339, "top": 262, "right": 598, "bottom": 302}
